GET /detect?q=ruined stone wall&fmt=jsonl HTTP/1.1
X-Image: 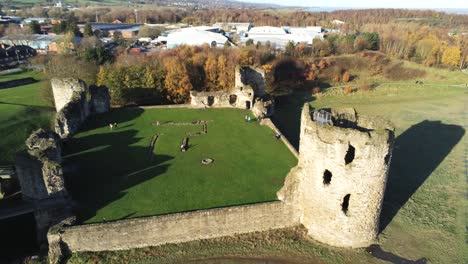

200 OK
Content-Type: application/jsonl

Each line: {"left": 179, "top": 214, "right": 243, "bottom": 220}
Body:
{"left": 190, "top": 86, "right": 254, "bottom": 109}
{"left": 278, "top": 104, "right": 394, "bottom": 248}
{"left": 15, "top": 129, "right": 66, "bottom": 201}
{"left": 252, "top": 95, "right": 275, "bottom": 119}
{"left": 54, "top": 201, "right": 298, "bottom": 252}
{"left": 54, "top": 98, "right": 88, "bottom": 139}
{"left": 235, "top": 66, "right": 266, "bottom": 96}
{"left": 52, "top": 79, "right": 110, "bottom": 139}
{"left": 51, "top": 78, "right": 87, "bottom": 113}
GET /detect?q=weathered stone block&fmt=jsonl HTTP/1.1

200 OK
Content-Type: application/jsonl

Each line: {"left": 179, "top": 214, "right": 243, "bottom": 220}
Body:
{"left": 54, "top": 99, "right": 87, "bottom": 139}
{"left": 51, "top": 78, "right": 87, "bottom": 113}
{"left": 25, "top": 129, "right": 62, "bottom": 163}
{"left": 15, "top": 129, "right": 67, "bottom": 200}
{"left": 252, "top": 95, "right": 275, "bottom": 119}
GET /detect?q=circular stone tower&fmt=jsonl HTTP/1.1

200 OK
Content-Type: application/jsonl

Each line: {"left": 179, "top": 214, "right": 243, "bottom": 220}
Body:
{"left": 278, "top": 104, "right": 395, "bottom": 247}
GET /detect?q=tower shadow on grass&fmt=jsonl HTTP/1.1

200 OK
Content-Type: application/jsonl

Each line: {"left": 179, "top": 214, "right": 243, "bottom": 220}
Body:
{"left": 380, "top": 120, "right": 465, "bottom": 232}
{"left": 271, "top": 91, "right": 315, "bottom": 150}
{"left": 62, "top": 107, "right": 174, "bottom": 223}
{"left": 64, "top": 129, "right": 173, "bottom": 223}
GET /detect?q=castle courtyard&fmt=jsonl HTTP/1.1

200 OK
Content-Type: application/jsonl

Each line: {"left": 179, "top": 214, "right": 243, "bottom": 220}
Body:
{"left": 63, "top": 107, "right": 297, "bottom": 223}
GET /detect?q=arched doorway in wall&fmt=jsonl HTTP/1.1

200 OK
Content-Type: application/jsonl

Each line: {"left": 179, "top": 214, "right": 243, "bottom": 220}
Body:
{"left": 229, "top": 94, "right": 237, "bottom": 105}
{"left": 207, "top": 96, "right": 215, "bottom": 106}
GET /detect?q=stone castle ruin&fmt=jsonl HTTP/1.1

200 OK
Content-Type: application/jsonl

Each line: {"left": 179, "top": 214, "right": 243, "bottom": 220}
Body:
{"left": 12, "top": 73, "right": 395, "bottom": 262}
{"left": 51, "top": 78, "right": 110, "bottom": 139}
{"left": 15, "top": 129, "right": 66, "bottom": 201}
{"left": 8, "top": 78, "right": 110, "bottom": 249}
{"left": 278, "top": 105, "right": 395, "bottom": 247}
{"left": 15, "top": 129, "right": 72, "bottom": 244}
{"left": 190, "top": 66, "right": 274, "bottom": 119}
{"left": 42, "top": 104, "right": 394, "bottom": 262}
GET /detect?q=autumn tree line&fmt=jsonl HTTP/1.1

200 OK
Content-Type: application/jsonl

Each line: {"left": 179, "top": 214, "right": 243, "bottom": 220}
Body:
{"left": 38, "top": 29, "right": 465, "bottom": 106}
{"left": 2, "top": 7, "right": 466, "bottom": 69}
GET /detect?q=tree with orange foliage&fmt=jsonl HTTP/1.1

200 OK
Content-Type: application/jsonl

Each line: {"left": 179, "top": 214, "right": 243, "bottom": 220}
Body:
{"left": 239, "top": 48, "right": 255, "bottom": 65}
{"left": 441, "top": 46, "right": 461, "bottom": 67}
{"left": 344, "top": 85, "right": 354, "bottom": 94}
{"left": 306, "top": 69, "right": 316, "bottom": 81}
{"left": 204, "top": 54, "right": 218, "bottom": 88}
{"left": 164, "top": 57, "right": 193, "bottom": 103}
{"left": 217, "top": 55, "right": 231, "bottom": 91}
{"left": 318, "top": 59, "right": 327, "bottom": 69}
{"left": 342, "top": 71, "right": 350, "bottom": 83}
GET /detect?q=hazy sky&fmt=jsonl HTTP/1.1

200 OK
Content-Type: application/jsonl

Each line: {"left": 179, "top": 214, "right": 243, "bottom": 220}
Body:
{"left": 238, "top": 0, "right": 468, "bottom": 8}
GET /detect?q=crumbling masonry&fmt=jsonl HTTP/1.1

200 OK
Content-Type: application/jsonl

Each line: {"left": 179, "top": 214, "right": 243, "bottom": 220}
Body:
{"left": 46, "top": 104, "right": 394, "bottom": 259}
{"left": 51, "top": 78, "right": 110, "bottom": 138}
{"left": 15, "top": 129, "right": 72, "bottom": 244}
{"left": 12, "top": 78, "right": 110, "bottom": 253}
{"left": 190, "top": 66, "right": 274, "bottom": 119}
{"left": 278, "top": 105, "right": 395, "bottom": 247}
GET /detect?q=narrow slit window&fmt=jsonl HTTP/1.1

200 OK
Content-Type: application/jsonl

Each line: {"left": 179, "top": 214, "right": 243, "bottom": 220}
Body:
{"left": 344, "top": 144, "right": 355, "bottom": 164}
{"left": 341, "top": 194, "right": 351, "bottom": 215}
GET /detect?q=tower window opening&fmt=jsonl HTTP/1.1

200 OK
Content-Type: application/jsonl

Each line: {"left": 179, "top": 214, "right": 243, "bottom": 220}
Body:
{"left": 323, "top": 170, "right": 332, "bottom": 185}
{"left": 344, "top": 144, "right": 355, "bottom": 165}
{"left": 341, "top": 194, "right": 351, "bottom": 215}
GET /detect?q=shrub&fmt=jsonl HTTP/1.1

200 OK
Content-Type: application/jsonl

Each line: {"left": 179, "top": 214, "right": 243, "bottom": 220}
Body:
{"left": 312, "top": 86, "right": 321, "bottom": 95}
{"left": 359, "top": 84, "right": 371, "bottom": 92}
{"left": 332, "top": 73, "right": 341, "bottom": 82}
{"left": 342, "top": 71, "right": 350, "bottom": 83}
{"left": 383, "top": 61, "right": 426, "bottom": 80}
{"left": 344, "top": 85, "right": 354, "bottom": 94}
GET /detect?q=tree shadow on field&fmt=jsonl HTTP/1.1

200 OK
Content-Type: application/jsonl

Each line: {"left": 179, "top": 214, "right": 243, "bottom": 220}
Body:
{"left": 271, "top": 91, "right": 315, "bottom": 150}
{"left": 380, "top": 120, "right": 465, "bottom": 232}
{"left": 62, "top": 108, "right": 174, "bottom": 223}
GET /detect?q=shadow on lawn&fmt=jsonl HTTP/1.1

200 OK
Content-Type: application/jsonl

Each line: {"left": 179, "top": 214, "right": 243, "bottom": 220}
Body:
{"left": 271, "top": 91, "right": 315, "bottom": 150}
{"left": 0, "top": 101, "right": 53, "bottom": 110}
{"left": 63, "top": 108, "right": 174, "bottom": 223}
{"left": 380, "top": 120, "right": 465, "bottom": 232}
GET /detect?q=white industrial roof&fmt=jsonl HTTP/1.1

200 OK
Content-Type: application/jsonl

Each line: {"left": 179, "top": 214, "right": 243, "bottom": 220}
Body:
{"left": 166, "top": 28, "right": 230, "bottom": 48}
{"left": 248, "top": 26, "right": 288, "bottom": 35}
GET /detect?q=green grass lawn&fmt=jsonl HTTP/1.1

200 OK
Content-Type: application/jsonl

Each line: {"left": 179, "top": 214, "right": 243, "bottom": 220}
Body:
{"left": 63, "top": 108, "right": 297, "bottom": 224}
{"left": 0, "top": 71, "right": 54, "bottom": 165}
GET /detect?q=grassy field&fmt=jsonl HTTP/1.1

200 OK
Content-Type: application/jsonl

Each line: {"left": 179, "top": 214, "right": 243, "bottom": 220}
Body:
{"left": 63, "top": 107, "right": 297, "bottom": 223}
{"left": 70, "top": 78, "right": 468, "bottom": 263}
{"left": 0, "top": 71, "right": 54, "bottom": 165}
